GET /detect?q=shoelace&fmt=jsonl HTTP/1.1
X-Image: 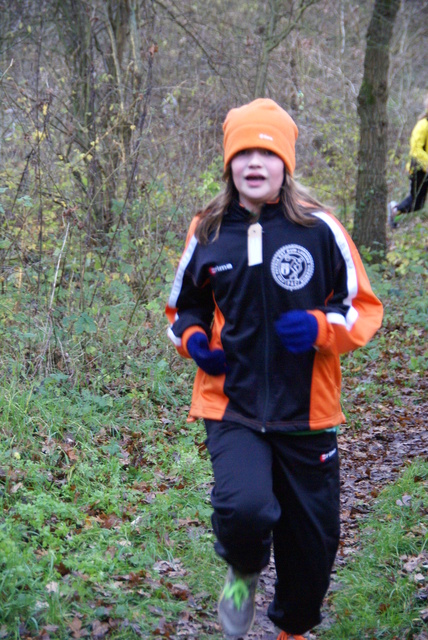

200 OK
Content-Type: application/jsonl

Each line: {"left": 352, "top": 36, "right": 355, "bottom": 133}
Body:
{"left": 222, "top": 577, "right": 250, "bottom": 610}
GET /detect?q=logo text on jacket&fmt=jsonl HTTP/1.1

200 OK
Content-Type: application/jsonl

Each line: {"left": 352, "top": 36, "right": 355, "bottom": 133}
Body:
{"left": 271, "top": 244, "right": 314, "bottom": 291}
{"left": 209, "top": 263, "right": 233, "bottom": 275}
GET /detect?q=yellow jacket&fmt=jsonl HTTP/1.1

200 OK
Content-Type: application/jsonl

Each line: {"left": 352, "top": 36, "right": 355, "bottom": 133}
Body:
{"left": 408, "top": 116, "right": 428, "bottom": 173}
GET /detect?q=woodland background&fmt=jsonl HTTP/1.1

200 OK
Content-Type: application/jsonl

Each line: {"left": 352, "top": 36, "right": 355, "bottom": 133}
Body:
{"left": 0, "top": 1, "right": 427, "bottom": 639}
{"left": 0, "top": 0, "right": 427, "bottom": 299}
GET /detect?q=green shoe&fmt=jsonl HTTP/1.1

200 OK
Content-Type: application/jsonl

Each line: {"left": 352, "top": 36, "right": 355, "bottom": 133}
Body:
{"left": 218, "top": 566, "right": 259, "bottom": 638}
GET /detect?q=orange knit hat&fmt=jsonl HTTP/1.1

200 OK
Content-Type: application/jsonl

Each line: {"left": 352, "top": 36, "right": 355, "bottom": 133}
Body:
{"left": 223, "top": 98, "right": 298, "bottom": 175}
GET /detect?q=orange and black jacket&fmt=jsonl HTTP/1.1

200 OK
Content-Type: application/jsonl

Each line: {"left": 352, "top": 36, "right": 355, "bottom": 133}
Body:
{"left": 166, "top": 200, "right": 383, "bottom": 433}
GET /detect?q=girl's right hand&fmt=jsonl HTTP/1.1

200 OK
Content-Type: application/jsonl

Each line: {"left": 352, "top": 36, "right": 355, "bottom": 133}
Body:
{"left": 186, "top": 332, "right": 227, "bottom": 376}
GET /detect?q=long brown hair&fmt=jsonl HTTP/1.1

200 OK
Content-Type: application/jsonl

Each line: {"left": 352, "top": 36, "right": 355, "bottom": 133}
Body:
{"left": 195, "top": 166, "right": 324, "bottom": 244}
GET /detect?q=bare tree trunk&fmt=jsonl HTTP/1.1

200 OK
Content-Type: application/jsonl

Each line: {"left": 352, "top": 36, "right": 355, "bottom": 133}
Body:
{"left": 353, "top": 0, "right": 401, "bottom": 258}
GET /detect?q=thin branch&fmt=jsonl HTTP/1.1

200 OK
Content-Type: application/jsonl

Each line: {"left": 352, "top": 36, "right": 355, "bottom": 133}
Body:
{"left": 49, "top": 220, "right": 70, "bottom": 311}
{"left": 153, "top": 0, "right": 226, "bottom": 90}
{"left": 267, "top": 0, "right": 320, "bottom": 53}
{"left": 0, "top": 58, "right": 14, "bottom": 83}
{"left": 103, "top": 4, "right": 125, "bottom": 112}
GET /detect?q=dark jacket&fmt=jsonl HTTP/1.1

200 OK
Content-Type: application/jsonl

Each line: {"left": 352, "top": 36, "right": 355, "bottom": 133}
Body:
{"left": 166, "top": 200, "right": 383, "bottom": 433}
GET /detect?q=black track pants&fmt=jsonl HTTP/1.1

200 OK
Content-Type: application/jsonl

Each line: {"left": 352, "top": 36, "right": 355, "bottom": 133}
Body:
{"left": 397, "top": 168, "right": 428, "bottom": 213}
{"left": 204, "top": 419, "right": 340, "bottom": 635}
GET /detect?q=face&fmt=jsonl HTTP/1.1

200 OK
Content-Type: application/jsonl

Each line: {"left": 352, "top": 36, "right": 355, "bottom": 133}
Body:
{"left": 230, "top": 148, "right": 285, "bottom": 214}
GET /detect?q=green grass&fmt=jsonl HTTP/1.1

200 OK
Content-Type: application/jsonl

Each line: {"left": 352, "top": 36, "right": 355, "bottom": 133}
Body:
{"left": 320, "top": 460, "right": 428, "bottom": 640}
{"left": 0, "top": 388, "right": 220, "bottom": 638}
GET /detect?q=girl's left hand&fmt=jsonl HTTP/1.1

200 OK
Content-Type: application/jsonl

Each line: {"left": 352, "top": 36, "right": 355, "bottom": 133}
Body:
{"left": 275, "top": 310, "right": 318, "bottom": 354}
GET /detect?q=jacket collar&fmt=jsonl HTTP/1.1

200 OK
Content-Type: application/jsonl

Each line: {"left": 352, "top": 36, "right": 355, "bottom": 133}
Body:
{"left": 227, "top": 198, "right": 282, "bottom": 222}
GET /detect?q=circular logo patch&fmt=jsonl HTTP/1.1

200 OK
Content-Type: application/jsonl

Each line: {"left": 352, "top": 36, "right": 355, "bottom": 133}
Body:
{"left": 271, "top": 244, "right": 315, "bottom": 291}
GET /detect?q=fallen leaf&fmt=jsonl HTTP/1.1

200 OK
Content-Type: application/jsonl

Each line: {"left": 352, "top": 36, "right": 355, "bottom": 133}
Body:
{"left": 169, "top": 582, "right": 190, "bottom": 600}
{"left": 55, "top": 562, "right": 70, "bottom": 577}
{"left": 396, "top": 493, "right": 412, "bottom": 507}
{"left": 152, "top": 617, "right": 175, "bottom": 636}
{"left": 46, "top": 581, "right": 59, "bottom": 593}
{"left": 92, "top": 620, "right": 110, "bottom": 638}
{"left": 68, "top": 616, "right": 86, "bottom": 639}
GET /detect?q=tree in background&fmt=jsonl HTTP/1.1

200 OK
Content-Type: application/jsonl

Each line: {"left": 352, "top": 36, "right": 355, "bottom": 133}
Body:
{"left": 353, "top": 0, "right": 401, "bottom": 257}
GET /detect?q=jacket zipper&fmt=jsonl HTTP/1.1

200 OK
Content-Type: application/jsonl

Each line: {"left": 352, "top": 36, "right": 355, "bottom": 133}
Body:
{"left": 260, "top": 223, "right": 269, "bottom": 433}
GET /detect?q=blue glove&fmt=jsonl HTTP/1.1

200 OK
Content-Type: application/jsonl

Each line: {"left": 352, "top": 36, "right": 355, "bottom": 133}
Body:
{"left": 186, "top": 332, "right": 227, "bottom": 376}
{"left": 274, "top": 310, "right": 318, "bottom": 354}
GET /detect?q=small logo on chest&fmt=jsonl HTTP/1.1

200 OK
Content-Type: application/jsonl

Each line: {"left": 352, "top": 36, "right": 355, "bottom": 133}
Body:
{"left": 209, "top": 263, "right": 233, "bottom": 275}
{"left": 271, "top": 244, "right": 314, "bottom": 291}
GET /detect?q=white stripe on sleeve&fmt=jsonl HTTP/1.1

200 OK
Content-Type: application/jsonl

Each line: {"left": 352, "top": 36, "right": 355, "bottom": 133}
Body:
{"left": 167, "top": 326, "right": 182, "bottom": 347}
{"left": 168, "top": 235, "right": 198, "bottom": 309}
{"left": 313, "top": 212, "right": 359, "bottom": 331}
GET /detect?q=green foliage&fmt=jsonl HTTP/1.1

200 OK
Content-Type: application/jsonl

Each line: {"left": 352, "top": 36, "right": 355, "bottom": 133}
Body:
{"left": 192, "top": 156, "right": 224, "bottom": 207}
{"left": 0, "top": 375, "right": 217, "bottom": 638}
{"left": 0, "top": 164, "right": 215, "bottom": 635}
{"left": 325, "top": 215, "right": 428, "bottom": 637}
{"left": 386, "top": 221, "right": 428, "bottom": 277}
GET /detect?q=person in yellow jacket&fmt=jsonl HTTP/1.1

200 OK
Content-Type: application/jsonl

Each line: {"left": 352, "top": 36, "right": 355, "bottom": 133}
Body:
{"left": 388, "top": 94, "right": 428, "bottom": 227}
